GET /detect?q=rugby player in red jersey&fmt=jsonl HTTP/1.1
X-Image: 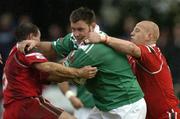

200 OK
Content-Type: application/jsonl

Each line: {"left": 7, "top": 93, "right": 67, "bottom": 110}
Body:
{"left": 86, "top": 20, "right": 180, "bottom": 119}
{"left": 2, "top": 23, "right": 97, "bottom": 119}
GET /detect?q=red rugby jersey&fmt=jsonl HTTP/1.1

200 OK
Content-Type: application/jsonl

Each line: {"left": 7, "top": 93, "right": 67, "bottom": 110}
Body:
{"left": 128, "top": 44, "right": 179, "bottom": 118}
{"left": 3, "top": 44, "right": 48, "bottom": 105}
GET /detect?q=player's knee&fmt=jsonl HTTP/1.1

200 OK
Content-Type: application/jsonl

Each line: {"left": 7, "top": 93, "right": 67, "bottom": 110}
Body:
{"left": 58, "top": 111, "right": 76, "bottom": 119}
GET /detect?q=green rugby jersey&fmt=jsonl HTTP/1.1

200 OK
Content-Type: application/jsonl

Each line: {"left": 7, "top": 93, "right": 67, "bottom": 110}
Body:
{"left": 52, "top": 33, "right": 144, "bottom": 111}
{"left": 52, "top": 33, "right": 95, "bottom": 108}
{"left": 52, "top": 33, "right": 78, "bottom": 59}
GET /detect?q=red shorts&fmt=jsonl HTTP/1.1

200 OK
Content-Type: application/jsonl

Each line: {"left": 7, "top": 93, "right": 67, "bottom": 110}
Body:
{"left": 3, "top": 96, "right": 64, "bottom": 119}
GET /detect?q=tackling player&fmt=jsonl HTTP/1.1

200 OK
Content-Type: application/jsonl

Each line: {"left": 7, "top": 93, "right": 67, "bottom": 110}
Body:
{"left": 2, "top": 23, "right": 97, "bottom": 119}
{"left": 86, "top": 20, "right": 180, "bottom": 119}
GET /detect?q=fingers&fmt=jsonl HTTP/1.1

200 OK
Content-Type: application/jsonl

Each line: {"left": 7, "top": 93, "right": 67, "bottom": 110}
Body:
{"left": 89, "top": 66, "right": 98, "bottom": 73}
{"left": 17, "top": 41, "right": 26, "bottom": 54}
{"left": 79, "top": 66, "right": 97, "bottom": 79}
{"left": 18, "top": 40, "right": 38, "bottom": 54}
{"left": 85, "top": 66, "right": 97, "bottom": 73}
{"left": 88, "top": 71, "right": 97, "bottom": 78}
{"left": 84, "top": 39, "right": 90, "bottom": 44}
{"left": 27, "top": 43, "right": 35, "bottom": 51}
{"left": 0, "top": 60, "right": 3, "bottom": 64}
{"left": 26, "top": 39, "right": 37, "bottom": 51}
{"left": 86, "top": 32, "right": 102, "bottom": 44}
{"left": 0, "top": 54, "right": 3, "bottom": 64}
{"left": 86, "top": 66, "right": 97, "bottom": 79}
{"left": 90, "top": 26, "right": 94, "bottom": 32}
{"left": 17, "top": 35, "right": 40, "bottom": 54}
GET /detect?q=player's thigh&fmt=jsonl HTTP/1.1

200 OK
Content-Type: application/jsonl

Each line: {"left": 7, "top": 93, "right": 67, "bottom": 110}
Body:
{"left": 23, "top": 98, "right": 64, "bottom": 119}
{"left": 87, "top": 107, "right": 102, "bottom": 119}
{"left": 109, "top": 98, "right": 146, "bottom": 119}
{"left": 74, "top": 107, "right": 92, "bottom": 119}
{"left": 3, "top": 100, "right": 28, "bottom": 119}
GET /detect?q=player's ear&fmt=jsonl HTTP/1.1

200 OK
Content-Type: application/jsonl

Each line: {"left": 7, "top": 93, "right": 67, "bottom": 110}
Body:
{"left": 147, "top": 33, "right": 153, "bottom": 41}
{"left": 28, "top": 33, "right": 34, "bottom": 40}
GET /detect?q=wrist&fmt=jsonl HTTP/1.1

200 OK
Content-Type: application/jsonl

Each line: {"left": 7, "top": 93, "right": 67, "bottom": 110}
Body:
{"left": 65, "top": 90, "right": 76, "bottom": 99}
{"left": 36, "top": 41, "right": 40, "bottom": 47}
{"left": 100, "top": 35, "right": 110, "bottom": 44}
{"left": 75, "top": 68, "right": 83, "bottom": 78}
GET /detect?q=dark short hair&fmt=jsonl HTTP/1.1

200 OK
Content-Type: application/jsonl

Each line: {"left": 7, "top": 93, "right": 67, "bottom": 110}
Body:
{"left": 70, "top": 7, "right": 96, "bottom": 25}
{"left": 15, "top": 23, "right": 39, "bottom": 42}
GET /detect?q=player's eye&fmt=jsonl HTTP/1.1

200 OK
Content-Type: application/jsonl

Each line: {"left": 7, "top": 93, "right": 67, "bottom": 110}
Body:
{"left": 77, "top": 28, "right": 84, "bottom": 32}
{"left": 135, "top": 28, "right": 140, "bottom": 33}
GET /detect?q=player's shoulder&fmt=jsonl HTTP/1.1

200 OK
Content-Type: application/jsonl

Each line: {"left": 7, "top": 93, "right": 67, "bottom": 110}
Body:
{"left": 63, "top": 33, "right": 73, "bottom": 41}
{"left": 25, "top": 47, "right": 43, "bottom": 55}
{"left": 25, "top": 48, "right": 47, "bottom": 61}
{"left": 139, "top": 45, "right": 159, "bottom": 54}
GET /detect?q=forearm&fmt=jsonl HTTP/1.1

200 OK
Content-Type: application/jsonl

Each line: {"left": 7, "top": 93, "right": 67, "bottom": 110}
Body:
{"left": 37, "top": 42, "right": 57, "bottom": 59}
{"left": 58, "top": 82, "right": 70, "bottom": 94}
{"left": 58, "top": 82, "right": 76, "bottom": 99}
{"left": 87, "top": 32, "right": 141, "bottom": 58}
{"left": 34, "top": 62, "right": 80, "bottom": 78}
{"left": 105, "top": 36, "right": 141, "bottom": 58}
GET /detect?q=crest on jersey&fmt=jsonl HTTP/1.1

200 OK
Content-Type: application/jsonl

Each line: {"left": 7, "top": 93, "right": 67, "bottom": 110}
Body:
{"left": 68, "top": 50, "right": 75, "bottom": 64}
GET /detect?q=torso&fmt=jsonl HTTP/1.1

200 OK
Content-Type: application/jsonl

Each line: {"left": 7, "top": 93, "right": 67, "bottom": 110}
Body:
{"left": 3, "top": 45, "right": 48, "bottom": 105}
{"left": 128, "top": 45, "right": 179, "bottom": 118}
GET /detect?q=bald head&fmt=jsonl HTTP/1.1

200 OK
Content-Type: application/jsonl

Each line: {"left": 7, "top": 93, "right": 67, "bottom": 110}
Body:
{"left": 137, "top": 21, "right": 160, "bottom": 41}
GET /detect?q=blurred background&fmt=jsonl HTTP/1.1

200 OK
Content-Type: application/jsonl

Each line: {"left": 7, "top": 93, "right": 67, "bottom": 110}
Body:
{"left": 0, "top": 0, "right": 180, "bottom": 117}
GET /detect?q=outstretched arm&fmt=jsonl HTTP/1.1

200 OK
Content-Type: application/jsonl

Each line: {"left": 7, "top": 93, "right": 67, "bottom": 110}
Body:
{"left": 34, "top": 41, "right": 57, "bottom": 59}
{"left": 86, "top": 32, "right": 141, "bottom": 58}
{"left": 105, "top": 36, "right": 141, "bottom": 58}
{"left": 18, "top": 40, "right": 57, "bottom": 59}
{"left": 33, "top": 62, "right": 97, "bottom": 82}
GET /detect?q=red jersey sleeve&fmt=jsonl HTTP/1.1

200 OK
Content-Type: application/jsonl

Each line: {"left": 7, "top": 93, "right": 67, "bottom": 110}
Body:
{"left": 16, "top": 48, "right": 48, "bottom": 66}
{"left": 25, "top": 52, "right": 48, "bottom": 65}
{"left": 16, "top": 49, "right": 49, "bottom": 82}
{"left": 25, "top": 50, "right": 49, "bottom": 82}
{"left": 137, "top": 45, "right": 164, "bottom": 74}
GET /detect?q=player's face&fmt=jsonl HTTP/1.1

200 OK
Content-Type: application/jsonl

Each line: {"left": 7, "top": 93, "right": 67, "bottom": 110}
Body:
{"left": 130, "top": 23, "right": 147, "bottom": 45}
{"left": 71, "top": 20, "right": 92, "bottom": 42}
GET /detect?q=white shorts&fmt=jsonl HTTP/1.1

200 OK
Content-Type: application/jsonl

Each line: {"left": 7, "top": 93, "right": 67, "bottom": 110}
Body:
{"left": 74, "top": 107, "right": 92, "bottom": 119}
{"left": 87, "top": 98, "right": 147, "bottom": 119}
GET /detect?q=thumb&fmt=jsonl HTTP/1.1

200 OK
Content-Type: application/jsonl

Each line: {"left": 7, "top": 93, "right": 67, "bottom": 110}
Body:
{"left": 89, "top": 26, "right": 94, "bottom": 32}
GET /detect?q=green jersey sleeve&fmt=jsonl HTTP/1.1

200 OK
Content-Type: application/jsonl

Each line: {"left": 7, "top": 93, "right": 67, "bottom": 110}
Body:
{"left": 64, "top": 44, "right": 97, "bottom": 68}
{"left": 51, "top": 33, "right": 78, "bottom": 59}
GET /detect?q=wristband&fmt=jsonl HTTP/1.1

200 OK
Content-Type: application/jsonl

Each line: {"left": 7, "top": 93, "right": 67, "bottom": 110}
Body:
{"left": 65, "top": 90, "right": 76, "bottom": 99}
